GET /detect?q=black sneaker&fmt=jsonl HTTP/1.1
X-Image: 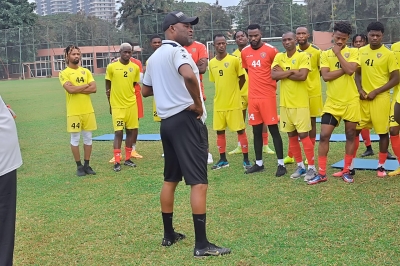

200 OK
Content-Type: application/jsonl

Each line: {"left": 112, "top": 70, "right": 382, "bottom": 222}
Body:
{"left": 161, "top": 232, "right": 186, "bottom": 247}
{"left": 275, "top": 164, "right": 287, "bottom": 177}
{"left": 194, "top": 242, "right": 231, "bottom": 257}
{"left": 244, "top": 163, "right": 264, "bottom": 174}
{"left": 387, "top": 151, "right": 396, "bottom": 160}
{"left": 124, "top": 159, "right": 137, "bottom": 167}
{"left": 84, "top": 165, "right": 96, "bottom": 175}
{"left": 114, "top": 163, "right": 121, "bottom": 172}
{"left": 76, "top": 165, "right": 86, "bottom": 177}
{"left": 361, "top": 149, "right": 374, "bottom": 157}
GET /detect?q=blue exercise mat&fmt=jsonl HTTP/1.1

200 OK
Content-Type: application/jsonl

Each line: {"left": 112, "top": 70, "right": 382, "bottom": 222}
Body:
{"left": 92, "top": 133, "right": 161, "bottom": 141}
{"left": 315, "top": 134, "right": 380, "bottom": 142}
{"left": 331, "top": 158, "right": 398, "bottom": 171}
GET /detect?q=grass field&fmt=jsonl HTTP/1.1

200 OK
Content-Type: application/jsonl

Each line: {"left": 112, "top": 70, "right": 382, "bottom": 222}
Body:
{"left": 1, "top": 74, "right": 400, "bottom": 265}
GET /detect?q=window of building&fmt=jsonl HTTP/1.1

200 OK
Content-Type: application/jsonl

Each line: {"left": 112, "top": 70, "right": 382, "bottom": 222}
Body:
{"left": 81, "top": 53, "right": 94, "bottom": 73}
{"left": 54, "top": 55, "right": 65, "bottom": 71}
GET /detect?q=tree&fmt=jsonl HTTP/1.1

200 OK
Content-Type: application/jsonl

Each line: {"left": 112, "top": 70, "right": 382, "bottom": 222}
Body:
{"left": 0, "top": 0, "right": 37, "bottom": 30}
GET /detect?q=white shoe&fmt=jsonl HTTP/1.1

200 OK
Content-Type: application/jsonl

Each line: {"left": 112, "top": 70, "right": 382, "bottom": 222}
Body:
{"left": 162, "top": 153, "right": 164, "bottom": 157}
{"left": 207, "top": 153, "right": 213, "bottom": 164}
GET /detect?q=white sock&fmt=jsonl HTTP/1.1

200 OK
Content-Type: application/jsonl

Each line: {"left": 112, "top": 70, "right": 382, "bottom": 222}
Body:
{"left": 256, "top": 160, "right": 263, "bottom": 166}
{"left": 278, "top": 159, "right": 284, "bottom": 166}
{"left": 308, "top": 165, "right": 315, "bottom": 170}
{"left": 132, "top": 143, "right": 136, "bottom": 151}
{"left": 378, "top": 163, "right": 384, "bottom": 168}
{"left": 238, "top": 141, "right": 241, "bottom": 147}
{"left": 349, "top": 160, "right": 354, "bottom": 170}
{"left": 297, "top": 162, "right": 305, "bottom": 169}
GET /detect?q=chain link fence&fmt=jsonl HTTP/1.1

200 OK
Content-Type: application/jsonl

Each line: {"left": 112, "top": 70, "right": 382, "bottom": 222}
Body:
{"left": 1, "top": 0, "right": 399, "bottom": 79}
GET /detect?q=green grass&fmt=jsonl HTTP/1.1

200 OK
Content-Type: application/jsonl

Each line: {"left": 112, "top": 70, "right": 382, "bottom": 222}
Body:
{"left": 1, "top": 74, "right": 400, "bottom": 265}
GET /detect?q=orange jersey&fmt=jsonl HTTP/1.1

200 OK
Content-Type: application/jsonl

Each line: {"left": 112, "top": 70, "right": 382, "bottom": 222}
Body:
{"left": 130, "top": 57, "right": 143, "bottom": 93}
{"left": 184, "top": 41, "right": 208, "bottom": 100}
{"left": 241, "top": 43, "right": 279, "bottom": 99}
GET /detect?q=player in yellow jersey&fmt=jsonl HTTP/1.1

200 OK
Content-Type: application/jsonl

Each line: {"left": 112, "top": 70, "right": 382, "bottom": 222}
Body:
{"left": 271, "top": 32, "right": 315, "bottom": 180}
{"left": 355, "top": 22, "right": 400, "bottom": 177}
{"left": 209, "top": 34, "right": 251, "bottom": 170}
{"left": 229, "top": 30, "right": 275, "bottom": 156}
{"left": 281, "top": 27, "right": 322, "bottom": 165}
{"left": 307, "top": 22, "right": 360, "bottom": 185}
{"left": 387, "top": 41, "right": 400, "bottom": 175}
{"left": 105, "top": 43, "right": 141, "bottom": 172}
{"left": 59, "top": 45, "right": 97, "bottom": 177}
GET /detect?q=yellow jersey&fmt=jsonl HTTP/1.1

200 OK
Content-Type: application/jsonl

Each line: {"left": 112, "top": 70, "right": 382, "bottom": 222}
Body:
{"left": 272, "top": 50, "right": 311, "bottom": 108}
{"left": 59, "top": 66, "right": 95, "bottom": 116}
{"left": 105, "top": 60, "right": 140, "bottom": 108}
{"left": 297, "top": 44, "right": 322, "bottom": 97}
{"left": 320, "top": 46, "right": 359, "bottom": 105}
{"left": 391, "top": 42, "right": 400, "bottom": 99}
{"left": 359, "top": 44, "right": 399, "bottom": 98}
{"left": 209, "top": 54, "right": 244, "bottom": 111}
{"left": 232, "top": 48, "right": 248, "bottom": 98}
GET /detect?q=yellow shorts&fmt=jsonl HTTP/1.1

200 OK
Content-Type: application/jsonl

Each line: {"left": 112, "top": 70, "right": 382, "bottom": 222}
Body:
{"left": 322, "top": 98, "right": 361, "bottom": 126}
{"left": 241, "top": 95, "right": 248, "bottom": 110}
{"left": 280, "top": 107, "right": 311, "bottom": 133}
{"left": 357, "top": 96, "right": 390, "bottom": 134}
{"left": 389, "top": 99, "right": 399, "bottom": 128}
{"left": 67, "top": 113, "right": 97, "bottom": 133}
{"left": 112, "top": 105, "right": 139, "bottom": 131}
{"left": 153, "top": 99, "right": 161, "bottom": 122}
{"left": 309, "top": 95, "right": 323, "bottom": 117}
{"left": 213, "top": 109, "right": 246, "bottom": 132}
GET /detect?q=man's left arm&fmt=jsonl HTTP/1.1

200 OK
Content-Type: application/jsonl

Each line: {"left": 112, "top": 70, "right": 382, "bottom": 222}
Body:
{"left": 197, "top": 44, "right": 208, "bottom": 74}
{"left": 288, "top": 53, "right": 310, "bottom": 81}
{"left": 81, "top": 71, "right": 97, "bottom": 94}
{"left": 368, "top": 54, "right": 400, "bottom": 100}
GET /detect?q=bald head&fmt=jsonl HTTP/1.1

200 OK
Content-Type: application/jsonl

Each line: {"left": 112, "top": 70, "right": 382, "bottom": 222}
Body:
{"left": 296, "top": 27, "right": 309, "bottom": 34}
{"left": 282, "top": 31, "right": 296, "bottom": 39}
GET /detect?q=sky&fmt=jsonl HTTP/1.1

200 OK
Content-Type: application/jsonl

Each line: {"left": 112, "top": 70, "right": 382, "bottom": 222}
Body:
{"left": 185, "top": 0, "right": 241, "bottom": 7}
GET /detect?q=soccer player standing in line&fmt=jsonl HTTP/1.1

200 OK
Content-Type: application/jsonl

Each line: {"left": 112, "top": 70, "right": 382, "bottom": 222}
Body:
{"left": 59, "top": 45, "right": 97, "bottom": 177}
{"left": 354, "top": 22, "right": 399, "bottom": 177}
{"left": 387, "top": 41, "right": 400, "bottom": 176}
{"left": 241, "top": 24, "right": 286, "bottom": 176}
{"left": 229, "top": 30, "right": 275, "bottom": 155}
{"left": 208, "top": 34, "right": 251, "bottom": 170}
{"left": 307, "top": 21, "right": 360, "bottom": 185}
{"left": 282, "top": 27, "right": 322, "bottom": 165}
{"left": 106, "top": 43, "right": 141, "bottom": 172}
{"left": 271, "top": 32, "right": 316, "bottom": 180}
{"left": 352, "top": 34, "right": 375, "bottom": 157}
{"left": 184, "top": 35, "right": 214, "bottom": 164}
{"left": 142, "top": 11, "right": 231, "bottom": 257}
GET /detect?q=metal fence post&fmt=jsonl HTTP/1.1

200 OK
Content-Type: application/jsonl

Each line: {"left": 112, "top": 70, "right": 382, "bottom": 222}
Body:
{"left": 19, "top": 28, "right": 22, "bottom": 78}
{"left": 138, "top": 16, "right": 143, "bottom": 62}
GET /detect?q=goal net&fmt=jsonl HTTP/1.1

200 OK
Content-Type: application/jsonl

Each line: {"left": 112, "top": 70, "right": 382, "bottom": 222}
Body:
{"left": 206, "top": 37, "right": 283, "bottom": 60}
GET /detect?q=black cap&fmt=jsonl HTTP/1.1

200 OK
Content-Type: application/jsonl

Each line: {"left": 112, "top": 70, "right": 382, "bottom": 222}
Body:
{"left": 162, "top": 11, "right": 199, "bottom": 32}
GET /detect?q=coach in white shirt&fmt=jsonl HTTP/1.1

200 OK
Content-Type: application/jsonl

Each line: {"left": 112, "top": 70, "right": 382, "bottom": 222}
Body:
{"left": 0, "top": 96, "right": 22, "bottom": 266}
{"left": 142, "top": 11, "right": 230, "bottom": 257}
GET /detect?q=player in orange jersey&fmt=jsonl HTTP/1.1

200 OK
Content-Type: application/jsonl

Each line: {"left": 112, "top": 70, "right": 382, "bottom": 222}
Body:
{"left": 241, "top": 24, "right": 286, "bottom": 176}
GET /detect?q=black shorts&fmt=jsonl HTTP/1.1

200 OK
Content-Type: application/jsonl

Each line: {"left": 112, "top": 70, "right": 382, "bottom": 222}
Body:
{"left": 160, "top": 110, "right": 208, "bottom": 185}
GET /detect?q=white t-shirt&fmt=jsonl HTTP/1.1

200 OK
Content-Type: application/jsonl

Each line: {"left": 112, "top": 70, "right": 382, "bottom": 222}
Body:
{"left": 0, "top": 96, "right": 22, "bottom": 176}
{"left": 143, "top": 40, "right": 207, "bottom": 123}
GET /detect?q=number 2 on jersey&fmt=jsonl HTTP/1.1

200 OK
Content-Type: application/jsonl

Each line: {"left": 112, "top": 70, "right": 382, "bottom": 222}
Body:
{"left": 123, "top": 71, "right": 128, "bottom": 77}
{"left": 219, "top": 70, "right": 223, "bottom": 76}
{"left": 251, "top": 60, "right": 261, "bottom": 67}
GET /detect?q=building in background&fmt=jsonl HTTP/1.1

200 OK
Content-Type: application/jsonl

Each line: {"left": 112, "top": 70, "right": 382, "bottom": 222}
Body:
{"left": 34, "top": 0, "right": 116, "bottom": 22}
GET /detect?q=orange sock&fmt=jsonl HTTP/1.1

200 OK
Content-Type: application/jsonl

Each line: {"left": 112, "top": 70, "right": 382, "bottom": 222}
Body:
{"left": 217, "top": 134, "right": 226, "bottom": 154}
{"left": 125, "top": 147, "right": 132, "bottom": 161}
{"left": 262, "top": 132, "right": 269, "bottom": 146}
{"left": 361, "top": 129, "right": 371, "bottom": 146}
{"left": 378, "top": 152, "right": 387, "bottom": 166}
{"left": 238, "top": 132, "right": 249, "bottom": 154}
{"left": 390, "top": 135, "right": 400, "bottom": 163}
{"left": 353, "top": 136, "right": 360, "bottom": 158}
{"left": 343, "top": 154, "right": 353, "bottom": 173}
{"left": 318, "top": 156, "right": 327, "bottom": 176}
{"left": 114, "top": 149, "right": 121, "bottom": 164}
{"left": 310, "top": 137, "right": 316, "bottom": 146}
{"left": 301, "top": 136, "right": 315, "bottom": 166}
{"left": 289, "top": 136, "right": 302, "bottom": 163}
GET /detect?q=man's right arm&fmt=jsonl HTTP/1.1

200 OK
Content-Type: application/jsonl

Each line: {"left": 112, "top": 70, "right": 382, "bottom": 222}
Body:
{"left": 62, "top": 82, "right": 89, "bottom": 94}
